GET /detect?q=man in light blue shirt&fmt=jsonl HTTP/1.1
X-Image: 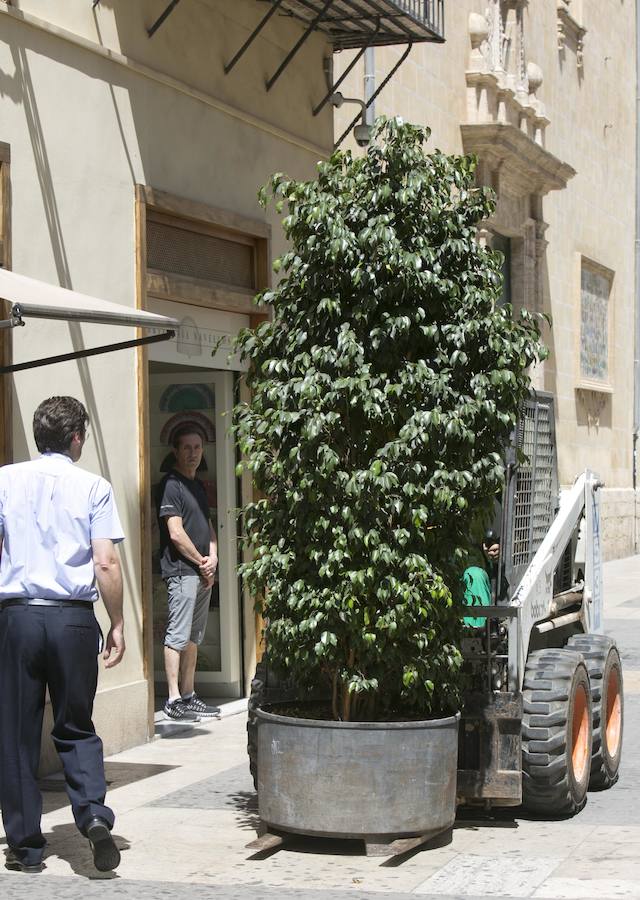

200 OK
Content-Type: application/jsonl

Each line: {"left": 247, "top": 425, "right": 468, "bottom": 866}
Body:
{"left": 0, "top": 396, "right": 125, "bottom": 873}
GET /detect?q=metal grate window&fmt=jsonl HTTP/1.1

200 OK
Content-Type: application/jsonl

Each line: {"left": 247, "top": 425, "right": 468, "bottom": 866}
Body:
{"left": 532, "top": 404, "right": 555, "bottom": 548}
{"left": 147, "top": 218, "right": 255, "bottom": 291}
{"left": 510, "top": 397, "right": 557, "bottom": 576}
{"left": 0, "top": 161, "right": 5, "bottom": 268}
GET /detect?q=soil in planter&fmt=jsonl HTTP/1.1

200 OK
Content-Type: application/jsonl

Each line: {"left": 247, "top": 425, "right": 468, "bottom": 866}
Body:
{"left": 267, "top": 701, "right": 452, "bottom": 723}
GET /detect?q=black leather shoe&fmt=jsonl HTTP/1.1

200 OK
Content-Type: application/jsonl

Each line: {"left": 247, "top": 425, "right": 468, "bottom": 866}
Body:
{"left": 4, "top": 849, "right": 44, "bottom": 872}
{"left": 86, "top": 817, "right": 121, "bottom": 872}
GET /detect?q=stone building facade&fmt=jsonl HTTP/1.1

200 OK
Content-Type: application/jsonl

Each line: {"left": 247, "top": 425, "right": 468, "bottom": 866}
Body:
{"left": 0, "top": 0, "right": 446, "bottom": 766}
{"left": 0, "top": 0, "right": 336, "bottom": 764}
{"left": 0, "top": 0, "right": 635, "bottom": 768}
{"left": 335, "top": 0, "right": 637, "bottom": 560}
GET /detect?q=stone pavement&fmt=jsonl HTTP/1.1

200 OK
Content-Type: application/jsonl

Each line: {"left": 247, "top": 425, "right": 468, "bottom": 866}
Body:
{"left": 2, "top": 556, "right": 640, "bottom": 900}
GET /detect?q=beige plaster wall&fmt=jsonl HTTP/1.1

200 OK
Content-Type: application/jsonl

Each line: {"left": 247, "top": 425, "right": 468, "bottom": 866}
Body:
{"left": 600, "top": 488, "right": 637, "bottom": 562}
{"left": 335, "top": 1, "right": 637, "bottom": 556}
{"left": 0, "top": 2, "right": 332, "bottom": 759}
{"left": 4, "top": 0, "right": 333, "bottom": 151}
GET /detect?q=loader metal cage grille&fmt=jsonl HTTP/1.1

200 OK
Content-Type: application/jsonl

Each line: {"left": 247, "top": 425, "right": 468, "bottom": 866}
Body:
{"left": 506, "top": 394, "right": 558, "bottom": 592}
{"left": 512, "top": 411, "right": 535, "bottom": 568}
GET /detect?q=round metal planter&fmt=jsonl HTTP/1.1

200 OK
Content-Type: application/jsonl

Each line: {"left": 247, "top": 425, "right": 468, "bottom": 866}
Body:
{"left": 256, "top": 707, "right": 460, "bottom": 840}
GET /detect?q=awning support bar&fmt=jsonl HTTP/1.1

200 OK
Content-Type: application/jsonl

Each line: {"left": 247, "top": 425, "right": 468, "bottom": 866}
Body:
{"left": 147, "top": 0, "right": 182, "bottom": 37}
{"left": 312, "top": 22, "right": 380, "bottom": 117}
{"left": 0, "top": 315, "right": 25, "bottom": 331}
{"left": 0, "top": 330, "right": 175, "bottom": 375}
{"left": 224, "top": 0, "right": 286, "bottom": 75}
{"left": 266, "top": 0, "right": 334, "bottom": 91}
{"left": 334, "top": 40, "right": 413, "bottom": 148}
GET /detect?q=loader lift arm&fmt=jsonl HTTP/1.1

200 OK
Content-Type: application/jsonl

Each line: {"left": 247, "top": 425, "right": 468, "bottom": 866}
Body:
{"left": 507, "top": 470, "right": 604, "bottom": 692}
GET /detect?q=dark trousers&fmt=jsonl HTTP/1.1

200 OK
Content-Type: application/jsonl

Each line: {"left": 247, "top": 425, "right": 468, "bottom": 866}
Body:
{"left": 0, "top": 604, "right": 114, "bottom": 866}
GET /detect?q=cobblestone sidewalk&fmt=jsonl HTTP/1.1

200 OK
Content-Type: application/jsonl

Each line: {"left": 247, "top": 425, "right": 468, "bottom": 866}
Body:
{"left": 2, "top": 555, "right": 640, "bottom": 899}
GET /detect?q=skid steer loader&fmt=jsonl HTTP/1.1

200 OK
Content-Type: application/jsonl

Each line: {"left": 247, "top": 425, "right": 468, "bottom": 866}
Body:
{"left": 248, "top": 392, "right": 624, "bottom": 817}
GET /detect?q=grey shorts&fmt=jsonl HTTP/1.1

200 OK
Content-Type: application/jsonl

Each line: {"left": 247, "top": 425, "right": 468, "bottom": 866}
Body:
{"left": 164, "top": 575, "right": 211, "bottom": 651}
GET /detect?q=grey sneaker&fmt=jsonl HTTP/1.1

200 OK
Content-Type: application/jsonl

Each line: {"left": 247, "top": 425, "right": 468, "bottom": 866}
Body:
{"left": 164, "top": 698, "right": 200, "bottom": 722}
{"left": 181, "top": 693, "right": 220, "bottom": 718}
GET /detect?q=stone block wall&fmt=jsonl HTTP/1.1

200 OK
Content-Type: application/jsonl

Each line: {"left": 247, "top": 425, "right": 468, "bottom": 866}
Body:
{"left": 334, "top": 0, "right": 637, "bottom": 562}
{"left": 600, "top": 487, "right": 638, "bottom": 562}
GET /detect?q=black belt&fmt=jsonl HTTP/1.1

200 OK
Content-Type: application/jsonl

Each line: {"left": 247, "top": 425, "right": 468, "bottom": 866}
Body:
{"left": 0, "top": 598, "right": 94, "bottom": 609}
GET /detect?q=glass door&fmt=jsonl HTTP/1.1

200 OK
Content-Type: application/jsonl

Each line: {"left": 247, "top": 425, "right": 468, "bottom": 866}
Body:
{"left": 149, "top": 366, "right": 241, "bottom": 697}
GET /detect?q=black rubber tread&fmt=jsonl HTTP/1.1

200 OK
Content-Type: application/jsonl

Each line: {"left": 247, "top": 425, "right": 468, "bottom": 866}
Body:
{"left": 522, "top": 648, "right": 593, "bottom": 816}
{"left": 566, "top": 634, "right": 623, "bottom": 789}
{"left": 523, "top": 709, "right": 572, "bottom": 728}
{"left": 87, "top": 820, "right": 121, "bottom": 872}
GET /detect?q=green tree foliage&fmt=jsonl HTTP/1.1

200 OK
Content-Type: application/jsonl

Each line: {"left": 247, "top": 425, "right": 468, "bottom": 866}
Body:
{"left": 234, "top": 118, "right": 546, "bottom": 722}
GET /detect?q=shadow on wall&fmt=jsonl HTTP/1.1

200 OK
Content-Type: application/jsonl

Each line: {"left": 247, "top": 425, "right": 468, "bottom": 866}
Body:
{"left": 5, "top": 42, "right": 73, "bottom": 289}
{"left": 539, "top": 245, "right": 557, "bottom": 404}
{"left": 3, "top": 29, "right": 142, "bottom": 608}
{"left": 9, "top": 389, "right": 29, "bottom": 460}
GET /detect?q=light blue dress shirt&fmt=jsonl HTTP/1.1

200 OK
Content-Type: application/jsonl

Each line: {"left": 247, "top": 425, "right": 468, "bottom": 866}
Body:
{"left": 0, "top": 453, "right": 125, "bottom": 601}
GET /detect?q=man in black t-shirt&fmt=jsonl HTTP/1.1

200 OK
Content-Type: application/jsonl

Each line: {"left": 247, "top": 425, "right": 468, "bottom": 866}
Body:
{"left": 157, "top": 425, "right": 219, "bottom": 721}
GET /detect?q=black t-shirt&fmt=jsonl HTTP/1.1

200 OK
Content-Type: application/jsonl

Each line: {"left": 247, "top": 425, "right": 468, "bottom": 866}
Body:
{"left": 156, "top": 470, "right": 212, "bottom": 577}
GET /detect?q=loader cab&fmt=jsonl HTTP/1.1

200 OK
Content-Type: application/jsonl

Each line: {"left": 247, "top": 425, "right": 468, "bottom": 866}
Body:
{"left": 458, "top": 390, "right": 621, "bottom": 817}
{"left": 500, "top": 391, "right": 559, "bottom": 602}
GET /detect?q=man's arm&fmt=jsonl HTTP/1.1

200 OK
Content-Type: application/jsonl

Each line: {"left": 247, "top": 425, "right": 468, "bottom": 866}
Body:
{"left": 165, "top": 515, "right": 208, "bottom": 568}
{"left": 92, "top": 538, "right": 125, "bottom": 668}
{"left": 208, "top": 523, "right": 218, "bottom": 570}
{"left": 199, "top": 523, "right": 218, "bottom": 587}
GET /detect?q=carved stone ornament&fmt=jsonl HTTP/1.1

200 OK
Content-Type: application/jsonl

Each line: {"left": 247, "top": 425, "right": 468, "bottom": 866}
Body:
{"left": 526, "top": 62, "right": 543, "bottom": 95}
{"left": 557, "top": 0, "right": 586, "bottom": 69}
{"left": 464, "top": 2, "right": 576, "bottom": 190}
{"left": 466, "top": 2, "right": 547, "bottom": 148}
{"left": 460, "top": 124, "right": 576, "bottom": 197}
{"left": 463, "top": 1, "right": 575, "bottom": 392}
{"left": 576, "top": 387, "right": 610, "bottom": 430}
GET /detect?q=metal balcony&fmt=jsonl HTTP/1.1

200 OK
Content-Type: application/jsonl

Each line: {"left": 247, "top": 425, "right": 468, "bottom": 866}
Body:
{"left": 274, "top": 0, "right": 445, "bottom": 50}
{"left": 144, "top": 0, "right": 444, "bottom": 47}
{"left": 143, "top": 0, "right": 445, "bottom": 96}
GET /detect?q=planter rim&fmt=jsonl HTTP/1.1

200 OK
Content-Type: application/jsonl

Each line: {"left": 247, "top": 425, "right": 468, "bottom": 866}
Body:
{"left": 256, "top": 705, "right": 460, "bottom": 731}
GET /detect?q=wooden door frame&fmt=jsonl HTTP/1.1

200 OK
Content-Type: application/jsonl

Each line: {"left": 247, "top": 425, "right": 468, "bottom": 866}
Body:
{"left": 0, "top": 142, "right": 12, "bottom": 467}
{"left": 135, "top": 184, "right": 271, "bottom": 720}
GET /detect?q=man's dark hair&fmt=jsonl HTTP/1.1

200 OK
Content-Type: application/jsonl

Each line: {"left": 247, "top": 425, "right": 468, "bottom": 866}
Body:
{"left": 33, "top": 396, "right": 89, "bottom": 454}
{"left": 171, "top": 424, "right": 206, "bottom": 449}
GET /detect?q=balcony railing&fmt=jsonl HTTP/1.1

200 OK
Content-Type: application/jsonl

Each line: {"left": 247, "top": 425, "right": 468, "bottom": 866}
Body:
{"left": 144, "top": 0, "right": 444, "bottom": 47}
{"left": 278, "top": 0, "right": 445, "bottom": 49}
{"left": 143, "top": 0, "right": 445, "bottom": 94}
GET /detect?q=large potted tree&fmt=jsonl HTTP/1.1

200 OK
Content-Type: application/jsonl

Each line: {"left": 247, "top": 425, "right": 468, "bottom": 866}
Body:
{"left": 235, "top": 119, "right": 546, "bottom": 850}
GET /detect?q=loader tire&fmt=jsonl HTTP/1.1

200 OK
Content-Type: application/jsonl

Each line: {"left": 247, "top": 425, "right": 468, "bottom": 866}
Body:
{"left": 522, "top": 648, "right": 592, "bottom": 816}
{"left": 567, "top": 634, "right": 623, "bottom": 789}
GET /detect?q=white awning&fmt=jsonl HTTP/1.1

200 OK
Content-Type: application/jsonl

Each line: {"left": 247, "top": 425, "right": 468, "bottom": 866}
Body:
{"left": 0, "top": 268, "right": 179, "bottom": 329}
{"left": 0, "top": 268, "right": 180, "bottom": 374}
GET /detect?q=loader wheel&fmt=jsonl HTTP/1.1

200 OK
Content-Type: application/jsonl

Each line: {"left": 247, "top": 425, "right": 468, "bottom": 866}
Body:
{"left": 567, "top": 634, "right": 623, "bottom": 789}
{"left": 522, "top": 648, "right": 592, "bottom": 816}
